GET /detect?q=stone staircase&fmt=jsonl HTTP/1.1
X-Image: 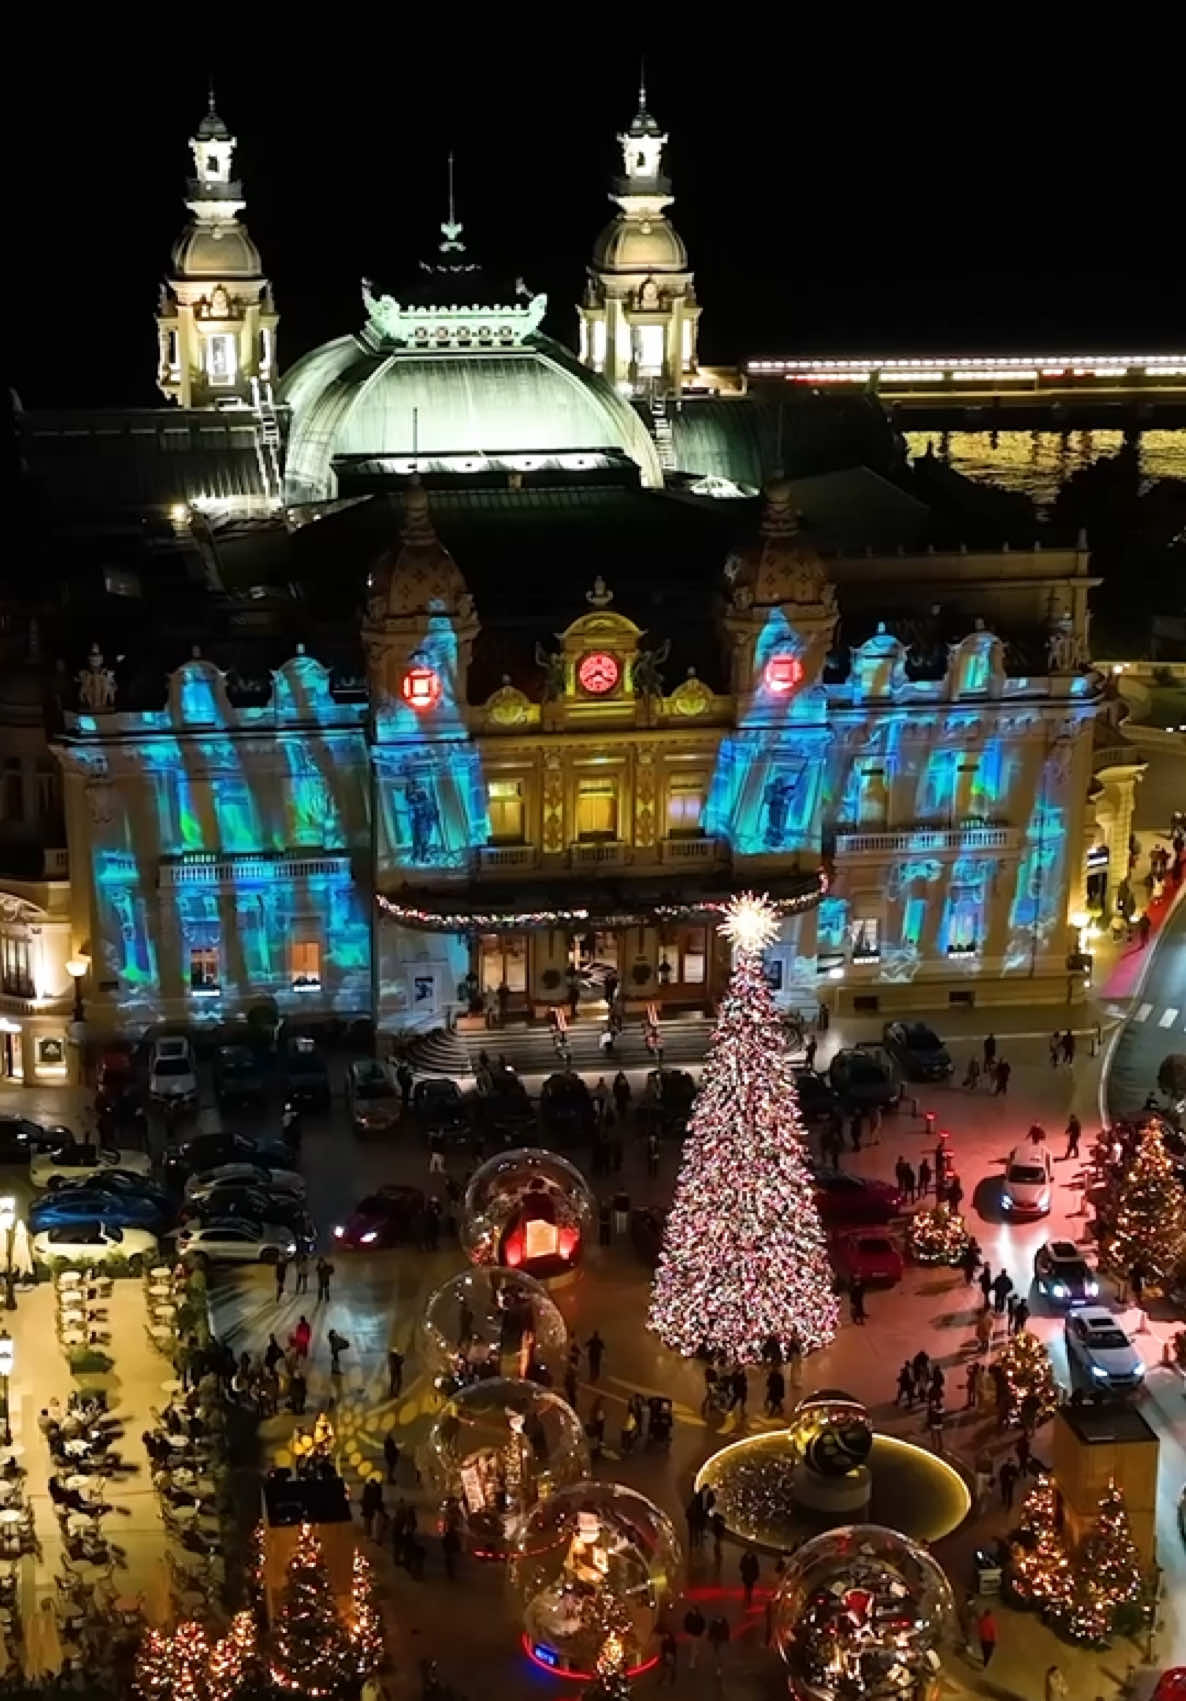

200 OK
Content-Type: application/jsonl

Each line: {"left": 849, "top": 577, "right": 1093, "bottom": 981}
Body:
{"left": 399, "top": 1014, "right": 717, "bottom": 1079}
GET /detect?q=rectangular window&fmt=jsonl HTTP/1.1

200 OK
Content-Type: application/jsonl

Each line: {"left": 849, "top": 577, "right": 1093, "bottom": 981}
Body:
{"left": 635, "top": 324, "right": 664, "bottom": 374}
{"left": 858, "top": 766, "right": 888, "bottom": 827}
{"left": 189, "top": 946, "right": 220, "bottom": 993}
{"left": 953, "top": 759, "right": 980, "bottom": 823}
{"left": 35, "top": 767, "right": 60, "bottom": 822}
{"left": 902, "top": 897, "right": 927, "bottom": 949}
{"left": 577, "top": 778, "right": 617, "bottom": 841}
{"left": 850, "top": 918, "right": 881, "bottom": 962}
{"left": 487, "top": 778, "right": 525, "bottom": 844}
{"left": 681, "top": 319, "right": 693, "bottom": 365}
{"left": 946, "top": 890, "right": 981, "bottom": 956}
{"left": 681, "top": 928, "right": 707, "bottom": 985}
{"left": 591, "top": 321, "right": 606, "bottom": 371}
{"left": 480, "top": 933, "right": 527, "bottom": 995}
{"left": 207, "top": 334, "right": 236, "bottom": 385}
{"left": 259, "top": 328, "right": 272, "bottom": 373}
{"left": 667, "top": 775, "right": 705, "bottom": 837}
{"left": 1, "top": 937, "right": 32, "bottom": 999}
{"left": 290, "top": 940, "right": 322, "bottom": 990}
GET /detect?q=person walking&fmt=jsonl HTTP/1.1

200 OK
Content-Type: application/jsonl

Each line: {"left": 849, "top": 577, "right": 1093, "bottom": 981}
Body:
{"left": 274, "top": 1254, "right": 289, "bottom": 1303}
{"left": 918, "top": 1157, "right": 932, "bottom": 1198}
{"left": 585, "top": 1332, "right": 605, "bottom": 1380}
{"left": 786, "top": 1330, "right": 803, "bottom": 1389}
{"left": 360, "top": 1475, "right": 384, "bottom": 1540}
{"left": 729, "top": 1367, "right": 749, "bottom": 1416}
{"left": 991, "top": 1270, "right": 1013, "bottom": 1315}
{"left": 1044, "top": 1664, "right": 1068, "bottom": 1700}
{"left": 646, "top": 1132, "right": 660, "bottom": 1178}
{"left": 612, "top": 1070, "right": 631, "bottom": 1122}
{"left": 1061, "top": 1030, "right": 1076, "bottom": 1067}
{"left": 975, "top": 1308, "right": 994, "bottom": 1356}
{"left": 428, "top": 1135, "right": 445, "bottom": 1177}
{"left": 895, "top": 1155, "right": 911, "bottom": 1196}
{"left": 999, "top": 1458, "right": 1019, "bottom": 1508}
{"left": 849, "top": 1276, "right": 867, "bottom": 1325}
{"left": 804, "top": 1035, "right": 817, "bottom": 1071}
{"left": 739, "top": 1549, "right": 760, "bottom": 1609}
{"left": 316, "top": 1258, "right": 334, "bottom": 1303}
{"left": 290, "top": 1370, "right": 307, "bottom": 1415}
{"left": 947, "top": 1175, "right": 964, "bottom": 1215}
{"left": 383, "top": 1430, "right": 400, "bottom": 1484}
{"left": 327, "top": 1328, "right": 349, "bottom": 1375}
{"left": 983, "top": 1032, "right": 997, "bottom": 1074}
{"left": 294, "top": 1253, "right": 309, "bottom": 1295}
{"left": 978, "top": 1262, "right": 993, "bottom": 1306}
{"left": 963, "top": 1055, "right": 981, "bottom": 1090}
{"left": 1012, "top": 1298, "right": 1030, "bottom": 1336}
{"left": 396, "top": 1059, "right": 414, "bottom": 1109}
{"left": 290, "top": 1315, "right": 312, "bottom": 1358}
{"left": 965, "top": 1361, "right": 982, "bottom": 1409}
{"left": 977, "top": 1606, "right": 998, "bottom": 1668}
{"left": 994, "top": 1058, "right": 1011, "bottom": 1095}
{"left": 765, "top": 1368, "right": 786, "bottom": 1417}
{"left": 1049, "top": 1031, "right": 1061, "bottom": 1068}
{"left": 683, "top": 1606, "right": 706, "bottom": 1670}
{"left": 1064, "top": 1113, "right": 1081, "bottom": 1159}
{"left": 959, "top": 1242, "right": 979, "bottom": 1285}
{"left": 388, "top": 1348, "right": 404, "bottom": 1398}
{"left": 895, "top": 1361, "right": 914, "bottom": 1407}
{"left": 926, "top": 1393, "right": 946, "bottom": 1452}
{"left": 707, "top": 1615, "right": 730, "bottom": 1677}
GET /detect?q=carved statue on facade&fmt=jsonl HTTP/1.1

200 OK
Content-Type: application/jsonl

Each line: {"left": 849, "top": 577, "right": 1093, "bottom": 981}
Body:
{"left": 404, "top": 778, "right": 440, "bottom": 864}
{"left": 586, "top": 576, "right": 614, "bottom": 609}
{"left": 1046, "top": 617, "right": 1087, "bottom": 673}
{"left": 631, "top": 639, "right": 670, "bottom": 698}
{"left": 533, "top": 643, "right": 566, "bottom": 700}
{"left": 77, "top": 644, "right": 117, "bottom": 711}
{"left": 763, "top": 773, "right": 799, "bottom": 847}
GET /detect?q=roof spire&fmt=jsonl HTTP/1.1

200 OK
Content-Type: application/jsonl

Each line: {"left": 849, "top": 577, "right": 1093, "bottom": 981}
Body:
{"left": 207, "top": 76, "right": 217, "bottom": 117}
{"left": 638, "top": 59, "right": 647, "bottom": 114}
{"left": 439, "top": 151, "right": 465, "bottom": 254}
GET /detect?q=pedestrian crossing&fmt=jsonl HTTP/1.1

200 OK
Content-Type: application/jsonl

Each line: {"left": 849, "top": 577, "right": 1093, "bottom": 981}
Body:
{"left": 1128, "top": 1000, "right": 1186, "bottom": 1030}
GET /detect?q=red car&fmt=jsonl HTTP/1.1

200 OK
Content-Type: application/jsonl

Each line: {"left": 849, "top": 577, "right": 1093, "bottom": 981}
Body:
{"left": 832, "top": 1231, "right": 904, "bottom": 1286}
{"left": 332, "top": 1185, "right": 426, "bottom": 1249}
{"left": 1155, "top": 1673, "right": 1186, "bottom": 1701}
{"left": 812, "top": 1169, "right": 902, "bottom": 1226}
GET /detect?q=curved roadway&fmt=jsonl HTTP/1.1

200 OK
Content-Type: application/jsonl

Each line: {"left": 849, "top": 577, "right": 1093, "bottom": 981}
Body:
{"left": 1106, "top": 887, "right": 1186, "bottom": 1120}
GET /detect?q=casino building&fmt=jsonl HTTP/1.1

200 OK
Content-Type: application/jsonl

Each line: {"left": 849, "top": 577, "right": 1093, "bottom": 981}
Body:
{"left": 5, "top": 86, "right": 1125, "bottom": 1056}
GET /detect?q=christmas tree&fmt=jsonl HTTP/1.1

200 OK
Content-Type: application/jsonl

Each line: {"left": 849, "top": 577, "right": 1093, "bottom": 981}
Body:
{"left": 582, "top": 1630, "right": 631, "bottom": 1701}
{"left": 1008, "top": 1475, "right": 1072, "bottom": 1615}
{"left": 1104, "top": 1121, "right": 1186, "bottom": 1283}
{"left": 207, "top": 1610, "right": 257, "bottom": 1701}
{"left": 269, "top": 1524, "right": 354, "bottom": 1698}
{"left": 906, "top": 1204, "right": 971, "bottom": 1265}
{"left": 995, "top": 1327, "right": 1059, "bottom": 1427}
{"left": 134, "top": 1629, "right": 171, "bottom": 1701}
{"left": 348, "top": 1548, "right": 385, "bottom": 1678}
{"left": 1058, "top": 1478, "right": 1147, "bottom": 1644}
{"left": 649, "top": 894, "right": 839, "bottom": 1361}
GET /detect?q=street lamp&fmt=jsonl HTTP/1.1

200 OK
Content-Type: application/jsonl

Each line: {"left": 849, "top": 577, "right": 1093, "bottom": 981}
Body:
{"left": 65, "top": 956, "right": 88, "bottom": 1023}
{"left": 0, "top": 1199, "right": 14, "bottom": 1313}
{"left": 0, "top": 1332, "right": 14, "bottom": 1447}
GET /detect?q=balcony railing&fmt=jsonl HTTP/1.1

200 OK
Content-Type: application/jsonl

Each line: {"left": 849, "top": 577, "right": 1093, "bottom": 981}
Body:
{"left": 159, "top": 851, "right": 352, "bottom": 888}
{"left": 833, "top": 824, "right": 1016, "bottom": 856}
{"left": 659, "top": 836, "right": 719, "bottom": 864}
{"left": 572, "top": 840, "right": 628, "bottom": 868}
{"left": 479, "top": 844, "right": 536, "bottom": 870}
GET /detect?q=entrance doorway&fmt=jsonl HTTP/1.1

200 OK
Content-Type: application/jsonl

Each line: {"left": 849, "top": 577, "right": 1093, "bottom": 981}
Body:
{"left": 656, "top": 926, "right": 709, "bottom": 1000}
{"left": 478, "top": 933, "right": 528, "bottom": 1007}
{"left": 568, "top": 930, "right": 619, "bottom": 1001}
{"left": 1, "top": 1028, "right": 22, "bottom": 1081}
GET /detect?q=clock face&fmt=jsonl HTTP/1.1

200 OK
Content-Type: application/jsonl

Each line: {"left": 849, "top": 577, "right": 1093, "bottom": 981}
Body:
{"left": 577, "top": 651, "right": 621, "bottom": 695}
{"left": 401, "top": 665, "right": 442, "bottom": 711}
{"left": 763, "top": 653, "right": 804, "bottom": 696}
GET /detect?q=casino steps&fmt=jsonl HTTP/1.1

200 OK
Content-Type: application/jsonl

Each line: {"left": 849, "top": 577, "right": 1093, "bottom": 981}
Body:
{"left": 459, "top": 1012, "right": 714, "bottom": 1077}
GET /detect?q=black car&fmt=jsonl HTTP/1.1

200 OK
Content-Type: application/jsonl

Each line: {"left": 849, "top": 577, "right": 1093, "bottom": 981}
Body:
{"left": 480, "top": 1076, "right": 537, "bottom": 1140}
{"left": 213, "top": 1045, "right": 268, "bottom": 1111}
{"left": 1033, "top": 1239, "right": 1101, "bottom": 1306}
{"left": 0, "top": 1115, "right": 62, "bottom": 1161}
{"left": 793, "top": 1068, "right": 840, "bottom": 1123}
{"left": 181, "top": 1187, "right": 314, "bottom": 1246}
{"left": 539, "top": 1072, "right": 595, "bottom": 1145}
{"left": 882, "top": 1022, "right": 954, "bottom": 1082}
{"left": 281, "top": 1035, "right": 331, "bottom": 1111}
{"left": 167, "top": 1130, "right": 293, "bottom": 1182}
{"left": 828, "top": 1047, "right": 902, "bottom": 1109}
{"left": 412, "top": 1078, "right": 471, "bottom": 1141}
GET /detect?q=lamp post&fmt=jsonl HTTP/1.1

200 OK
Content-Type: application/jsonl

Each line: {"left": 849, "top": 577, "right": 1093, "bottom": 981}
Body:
{"left": 65, "top": 956, "right": 89, "bottom": 1024}
{"left": 0, "top": 1331, "right": 13, "bottom": 1447}
{"left": 0, "top": 1198, "right": 13, "bottom": 1313}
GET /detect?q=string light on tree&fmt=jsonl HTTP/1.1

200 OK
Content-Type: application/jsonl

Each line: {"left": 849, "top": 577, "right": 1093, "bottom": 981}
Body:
{"left": 649, "top": 892, "right": 839, "bottom": 1362}
{"left": 1104, "top": 1120, "right": 1186, "bottom": 1284}
{"left": 1057, "top": 1478, "right": 1147, "bottom": 1645}
{"left": 348, "top": 1548, "right": 385, "bottom": 1677}
{"left": 905, "top": 1204, "right": 971, "bottom": 1265}
{"left": 269, "top": 1524, "right": 354, "bottom": 1698}
{"left": 994, "top": 1327, "right": 1059, "bottom": 1427}
{"left": 207, "top": 1610, "right": 258, "bottom": 1701}
{"left": 1007, "top": 1475, "right": 1072, "bottom": 1615}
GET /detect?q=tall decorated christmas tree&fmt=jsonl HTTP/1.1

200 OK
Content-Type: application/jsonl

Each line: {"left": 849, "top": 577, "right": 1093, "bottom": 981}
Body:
{"left": 269, "top": 1524, "right": 354, "bottom": 1697}
{"left": 1008, "top": 1475, "right": 1072, "bottom": 1615}
{"left": 1105, "top": 1121, "right": 1186, "bottom": 1283}
{"left": 348, "top": 1548, "right": 385, "bottom": 1679}
{"left": 1057, "top": 1478, "right": 1147, "bottom": 1644}
{"left": 649, "top": 893, "right": 839, "bottom": 1362}
{"left": 995, "top": 1327, "right": 1059, "bottom": 1427}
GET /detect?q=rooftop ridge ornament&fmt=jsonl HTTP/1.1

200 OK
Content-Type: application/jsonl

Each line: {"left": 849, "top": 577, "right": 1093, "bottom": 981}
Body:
{"left": 760, "top": 473, "right": 801, "bottom": 539}
{"left": 401, "top": 475, "right": 438, "bottom": 547}
{"left": 439, "top": 151, "right": 465, "bottom": 254}
{"left": 585, "top": 575, "right": 614, "bottom": 608}
{"left": 360, "top": 278, "right": 548, "bottom": 349}
{"left": 719, "top": 892, "right": 780, "bottom": 955}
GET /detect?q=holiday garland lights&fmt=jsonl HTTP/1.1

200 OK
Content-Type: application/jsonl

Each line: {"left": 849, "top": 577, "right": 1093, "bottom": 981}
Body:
{"left": 375, "top": 880, "right": 824, "bottom": 935}
{"left": 348, "top": 1548, "right": 384, "bottom": 1678}
{"left": 269, "top": 1523, "right": 354, "bottom": 1697}
{"left": 648, "top": 893, "right": 839, "bottom": 1361}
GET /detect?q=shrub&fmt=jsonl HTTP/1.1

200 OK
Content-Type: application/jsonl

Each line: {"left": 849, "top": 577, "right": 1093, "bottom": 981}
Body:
{"left": 67, "top": 1347, "right": 114, "bottom": 1375}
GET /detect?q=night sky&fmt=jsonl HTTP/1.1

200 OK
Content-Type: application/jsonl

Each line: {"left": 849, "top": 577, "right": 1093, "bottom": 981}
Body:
{"left": 16, "top": 45, "right": 1180, "bottom": 409}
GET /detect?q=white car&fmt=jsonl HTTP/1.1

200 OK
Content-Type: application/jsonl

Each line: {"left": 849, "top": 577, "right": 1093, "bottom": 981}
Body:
{"left": 176, "top": 1218, "right": 297, "bottom": 1266}
{"left": 32, "top": 1143, "right": 152, "bottom": 1190}
{"left": 183, "top": 1162, "right": 305, "bottom": 1203}
{"left": 32, "top": 1220, "right": 159, "bottom": 1270}
{"left": 149, "top": 1035, "right": 198, "bottom": 1106}
{"left": 1064, "top": 1306, "right": 1146, "bottom": 1391}
{"left": 1002, "top": 1146, "right": 1053, "bottom": 1216}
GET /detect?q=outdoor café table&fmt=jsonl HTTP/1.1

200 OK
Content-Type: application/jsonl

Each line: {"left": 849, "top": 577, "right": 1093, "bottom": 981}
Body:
{"left": 62, "top": 1439, "right": 90, "bottom": 1459}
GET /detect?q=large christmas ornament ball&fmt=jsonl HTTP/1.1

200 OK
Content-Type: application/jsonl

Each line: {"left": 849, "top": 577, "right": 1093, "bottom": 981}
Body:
{"left": 421, "top": 1377, "right": 589, "bottom": 1560}
{"left": 792, "top": 1392, "right": 874, "bottom": 1479}
{"left": 419, "top": 1266, "right": 568, "bottom": 1389}
{"left": 512, "top": 1483, "right": 682, "bottom": 1678}
{"left": 772, "top": 1524, "right": 955, "bottom": 1700}
{"left": 461, "top": 1148, "right": 596, "bottom": 1281}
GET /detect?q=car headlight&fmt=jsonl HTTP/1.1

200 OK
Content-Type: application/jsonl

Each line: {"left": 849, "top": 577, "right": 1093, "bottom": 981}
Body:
{"left": 1052, "top": 1282, "right": 1068, "bottom": 1298}
{"left": 1090, "top": 1365, "right": 1109, "bottom": 1379}
{"left": 1038, "top": 1189, "right": 1051, "bottom": 1209}
{"left": 1086, "top": 1280, "right": 1099, "bottom": 1296}
{"left": 1134, "top": 1361, "right": 1146, "bottom": 1378}
{"left": 332, "top": 1225, "right": 345, "bottom": 1240}
{"left": 360, "top": 1230, "right": 378, "bottom": 1245}
{"left": 1002, "top": 1195, "right": 1012, "bottom": 1210}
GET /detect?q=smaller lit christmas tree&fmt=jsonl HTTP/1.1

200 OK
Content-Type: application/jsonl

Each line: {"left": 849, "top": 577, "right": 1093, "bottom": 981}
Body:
{"left": 208, "top": 1610, "right": 257, "bottom": 1701}
{"left": 134, "top": 1629, "right": 171, "bottom": 1701}
{"left": 348, "top": 1549, "right": 384, "bottom": 1678}
{"left": 995, "top": 1327, "right": 1059, "bottom": 1426}
{"left": 1008, "top": 1475, "right": 1072, "bottom": 1615}
{"left": 905, "top": 1204, "right": 971, "bottom": 1265}
{"left": 583, "top": 1630, "right": 631, "bottom": 1701}
{"left": 269, "top": 1524, "right": 353, "bottom": 1697}
{"left": 1058, "top": 1478, "right": 1147, "bottom": 1645}
{"left": 1104, "top": 1120, "right": 1186, "bottom": 1283}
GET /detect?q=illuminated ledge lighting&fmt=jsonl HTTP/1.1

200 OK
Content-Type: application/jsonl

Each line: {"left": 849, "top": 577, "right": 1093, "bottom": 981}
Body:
{"left": 748, "top": 353, "right": 1186, "bottom": 380}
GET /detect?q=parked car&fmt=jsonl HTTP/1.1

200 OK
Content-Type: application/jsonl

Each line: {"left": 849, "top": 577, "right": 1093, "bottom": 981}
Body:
{"left": 1033, "top": 1239, "right": 1100, "bottom": 1305}
{"left": 539, "top": 1072, "right": 595, "bottom": 1145}
{"left": 281, "top": 1034, "right": 331, "bottom": 1111}
{"left": 881, "top": 1022, "right": 954, "bottom": 1082}
{"left": 479, "top": 1076, "right": 537, "bottom": 1142}
{"left": 180, "top": 1186, "right": 313, "bottom": 1238}
{"left": 29, "top": 1186, "right": 170, "bottom": 1233}
{"left": 332, "top": 1185, "right": 427, "bottom": 1248}
{"left": 412, "top": 1078, "right": 471, "bottom": 1141}
{"left": 793, "top": 1069, "right": 840, "bottom": 1123}
{"left": 828, "top": 1047, "right": 902, "bottom": 1109}
{"left": 0, "top": 1115, "right": 59, "bottom": 1160}
{"left": 1154, "top": 1670, "right": 1186, "bottom": 1701}
{"left": 166, "top": 1131, "right": 293, "bottom": 1182}
{"left": 31, "top": 1142, "right": 152, "bottom": 1190}
{"left": 347, "top": 1059, "right": 402, "bottom": 1136}
{"left": 184, "top": 1162, "right": 305, "bottom": 1204}
{"left": 48, "top": 1169, "right": 176, "bottom": 1224}
{"left": 32, "top": 1221, "right": 158, "bottom": 1271}
{"left": 148, "top": 1035, "right": 198, "bottom": 1109}
{"left": 213, "top": 1045, "right": 268, "bottom": 1112}
{"left": 811, "top": 1168, "right": 902, "bottom": 1226}
{"left": 176, "top": 1218, "right": 298, "bottom": 1266}
{"left": 832, "top": 1231, "right": 904, "bottom": 1286}
{"left": 1064, "top": 1307, "right": 1145, "bottom": 1391}
{"left": 1002, "top": 1146, "right": 1053, "bottom": 1217}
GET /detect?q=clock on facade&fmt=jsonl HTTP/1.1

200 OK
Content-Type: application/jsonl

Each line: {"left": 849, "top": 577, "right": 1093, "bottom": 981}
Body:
{"left": 401, "top": 665, "right": 443, "bottom": 711}
{"left": 577, "top": 651, "right": 621, "bottom": 695}
{"left": 763, "top": 653, "right": 804, "bottom": 695}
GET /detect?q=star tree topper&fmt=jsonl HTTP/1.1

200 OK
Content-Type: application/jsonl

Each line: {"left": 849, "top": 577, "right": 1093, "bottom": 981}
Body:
{"left": 720, "top": 891, "right": 780, "bottom": 956}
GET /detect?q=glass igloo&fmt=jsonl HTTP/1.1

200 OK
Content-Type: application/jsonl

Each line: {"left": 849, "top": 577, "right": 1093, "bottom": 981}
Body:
{"left": 420, "top": 1377, "right": 589, "bottom": 1560}
{"left": 772, "top": 1524, "right": 955, "bottom": 1700}
{"left": 461, "top": 1148, "right": 596, "bottom": 1280}
{"left": 419, "top": 1266, "right": 568, "bottom": 1390}
{"left": 513, "top": 1483, "right": 682, "bottom": 1678}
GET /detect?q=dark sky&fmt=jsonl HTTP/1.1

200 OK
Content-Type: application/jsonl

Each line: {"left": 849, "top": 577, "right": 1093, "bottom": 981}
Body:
{"left": 15, "top": 43, "right": 1181, "bottom": 408}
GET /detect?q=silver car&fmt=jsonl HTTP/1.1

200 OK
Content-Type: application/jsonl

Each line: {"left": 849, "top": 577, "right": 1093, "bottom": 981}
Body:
{"left": 183, "top": 1162, "right": 305, "bottom": 1203}
{"left": 176, "top": 1218, "right": 297, "bottom": 1266}
{"left": 1064, "top": 1306, "right": 1145, "bottom": 1391}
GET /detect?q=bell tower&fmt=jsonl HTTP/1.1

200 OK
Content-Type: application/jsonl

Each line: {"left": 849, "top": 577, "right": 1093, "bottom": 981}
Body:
{"left": 579, "top": 79, "right": 700, "bottom": 397}
{"left": 156, "top": 90, "right": 278, "bottom": 407}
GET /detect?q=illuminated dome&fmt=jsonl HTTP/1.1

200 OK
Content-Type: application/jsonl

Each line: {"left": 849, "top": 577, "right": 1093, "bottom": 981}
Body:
{"left": 280, "top": 331, "right": 663, "bottom": 503}
{"left": 460, "top": 1148, "right": 596, "bottom": 1281}
{"left": 419, "top": 1266, "right": 568, "bottom": 1387}
{"left": 421, "top": 1377, "right": 589, "bottom": 1560}
{"left": 592, "top": 216, "right": 687, "bottom": 272}
{"left": 170, "top": 223, "right": 262, "bottom": 278}
{"left": 772, "top": 1525, "right": 955, "bottom": 1700}
{"left": 513, "top": 1484, "right": 682, "bottom": 1678}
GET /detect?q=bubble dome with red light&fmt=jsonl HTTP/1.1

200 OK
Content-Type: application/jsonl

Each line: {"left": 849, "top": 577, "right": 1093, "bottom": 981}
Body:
{"left": 772, "top": 1524, "right": 955, "bottom": 1700}
{"left": 419, "top": 1266, "right": 568, "bottom": 1387}
{"left": 512, "top": 1483, "right": 682, "bottom": 1680}
{"left": 420, "top": 1377, "right": 589, "bottom": 1561}
{"left": 461, "top": 1148, "right": 596, "bottom": 1281}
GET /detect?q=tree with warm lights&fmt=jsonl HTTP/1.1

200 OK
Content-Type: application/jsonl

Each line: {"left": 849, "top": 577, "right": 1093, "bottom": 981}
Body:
{"left": 583, "top": 1629, "right": 632, "bottom": 1701}
{"left": 208, "top": 1611, "right": 258, "bottom": 1701}
{"left": 994, "top": 1327, "right": 1059, "bottom": 1427}
{"left": 1056, "top": 1478, "right": 1147, "bottom": 1645}
{"left": 905, "top": 1204, "right": 971, "bottom": 1265}
{"left": 348, "top": 1548, "right": 385, "bottom": 1678}
{"left": 649, "top": 893, "right": 839, "bottom": 1362}
{"left": 1007, "top": 1475, "right": 1072, "bottom": 1616}
{"left": 1103, "top": 1120, "right": 1185, "bottom": 1285}
{"left": 269, "top": 1524, "right": 353, "bottom": 1697}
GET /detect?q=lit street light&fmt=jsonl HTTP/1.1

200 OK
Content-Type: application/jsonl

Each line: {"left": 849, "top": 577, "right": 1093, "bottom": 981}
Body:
{"left": 65, "top": 956, "right": 89, "bottom": 1024}
{"left": 0, "top": 1197, "right": 14, "bottom": 1313}
{"left": 0, "top": 1332, "right": 14, "bottom": 1447}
